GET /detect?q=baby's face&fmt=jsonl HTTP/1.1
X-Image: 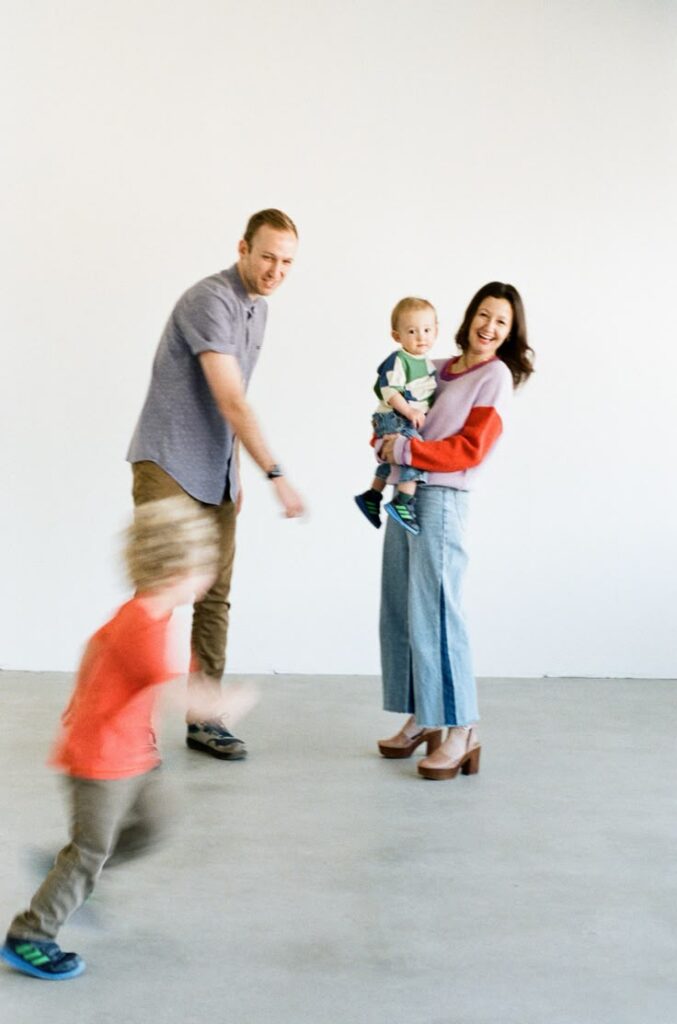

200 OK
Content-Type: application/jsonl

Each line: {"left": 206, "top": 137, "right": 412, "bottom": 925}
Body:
{"left": 392, "top": 309, "right": 438, "bottom": 357}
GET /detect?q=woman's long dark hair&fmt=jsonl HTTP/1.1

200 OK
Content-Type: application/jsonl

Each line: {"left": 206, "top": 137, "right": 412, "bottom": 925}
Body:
{"left": 455, "top": 282, "right": 534, "bottom": 388}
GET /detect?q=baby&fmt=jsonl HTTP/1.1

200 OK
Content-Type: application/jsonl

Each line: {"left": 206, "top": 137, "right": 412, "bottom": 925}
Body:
{"left": 355, "top": 297, "right": 437, "bottom": 535}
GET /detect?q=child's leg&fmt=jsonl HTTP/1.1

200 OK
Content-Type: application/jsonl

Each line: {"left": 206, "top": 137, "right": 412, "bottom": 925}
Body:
{"left": 384, "top": 472, "right": 423, "bottom": 535}
{"left": 355, "top": 468, "right": 389, "bottom": 529}
{"left": 107, "top": 769, "right": 171, "bottom": 866}
{"left": 356, "top": 410, "right": 399, "bottom": 529}
{"left": 8, "top": 776, "right": 145, "bottom": 942}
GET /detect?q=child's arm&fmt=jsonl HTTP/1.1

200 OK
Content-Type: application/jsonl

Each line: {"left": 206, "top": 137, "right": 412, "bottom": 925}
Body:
{"left": 386, "top": 391, "right": 426, "bottom": 430}
{"left": 160, "top": 678, "right": 259, "bottom": 725}
{"left": 115, "top": 614, "right": 259, "bottom": 727}
{"left": 376, "top": 352, "right": 428, "bottom": 430}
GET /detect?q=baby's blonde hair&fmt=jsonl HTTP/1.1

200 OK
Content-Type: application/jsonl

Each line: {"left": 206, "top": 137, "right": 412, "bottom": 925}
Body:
{"left": 391, "top": 297, "right": 437, "bottom": 332}
{"left": 124, "top": 496, "right": 219, "bottom": 592}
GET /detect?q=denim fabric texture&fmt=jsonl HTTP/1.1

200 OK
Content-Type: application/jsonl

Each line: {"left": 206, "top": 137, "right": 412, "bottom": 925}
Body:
{"left": 379, "top": 485, "right": 478, "bottom": 727}
{"left": 372, "top": 411, "right": 427, "bottom": 484}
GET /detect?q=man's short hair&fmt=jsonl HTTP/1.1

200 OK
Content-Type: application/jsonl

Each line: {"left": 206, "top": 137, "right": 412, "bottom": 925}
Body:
{"left": 125, "top": 496, "right": 219, "bottom": 592}
{"left": 390, "top": 297, "right": 437, "bottom": 332}
{"left": 243, "top": 209, "right": 298, "bottom": 247}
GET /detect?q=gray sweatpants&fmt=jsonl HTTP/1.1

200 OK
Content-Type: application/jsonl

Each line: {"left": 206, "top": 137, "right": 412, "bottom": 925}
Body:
{"left": 9, "top": 770, "right": 168, "bottom": 941}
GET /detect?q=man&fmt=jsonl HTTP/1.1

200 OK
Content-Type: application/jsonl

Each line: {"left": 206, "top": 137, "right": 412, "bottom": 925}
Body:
{"left": 127, "top": 209, "right": 304, "bottom": 761}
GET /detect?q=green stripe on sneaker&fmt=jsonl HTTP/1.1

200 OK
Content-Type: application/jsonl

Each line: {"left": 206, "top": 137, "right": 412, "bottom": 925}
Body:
{"left": 16, "top": 943, "right": 51, "bottom": 965}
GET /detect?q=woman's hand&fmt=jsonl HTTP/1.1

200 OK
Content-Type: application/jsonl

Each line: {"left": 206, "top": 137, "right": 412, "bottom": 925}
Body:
{"left": 379, "top": 434, "right": 399, "bottom": 464}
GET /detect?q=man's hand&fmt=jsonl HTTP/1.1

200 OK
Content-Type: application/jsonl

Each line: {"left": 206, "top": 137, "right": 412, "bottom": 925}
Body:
{"left": 272, "top": 476, "right": 305, "bottom": 518}
{"left": 235, "top": 488, "right": 243, "bottom": 515}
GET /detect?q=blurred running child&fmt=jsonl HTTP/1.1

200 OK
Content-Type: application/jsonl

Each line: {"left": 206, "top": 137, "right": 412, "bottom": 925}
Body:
{"left": 1, "top": 496, "right": 256, "bottom": 980}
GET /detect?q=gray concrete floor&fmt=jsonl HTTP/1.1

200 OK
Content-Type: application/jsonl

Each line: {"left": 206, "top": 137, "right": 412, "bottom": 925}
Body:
{"left": 1, "top": 672, "right": 676, "bottom": 1024}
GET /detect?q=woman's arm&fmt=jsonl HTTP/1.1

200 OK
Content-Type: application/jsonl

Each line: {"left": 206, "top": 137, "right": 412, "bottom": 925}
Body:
{"left": 380, "top": 361, "right": 513, "bottom": 472}
{"left": 396, "top": 405, "right": 503, "bottom": 473}
{"left": 388, "top": 360, "right": 512, "bottom": 472}
{"left": 379, "top": 409, "right": 503, "bottom": 471}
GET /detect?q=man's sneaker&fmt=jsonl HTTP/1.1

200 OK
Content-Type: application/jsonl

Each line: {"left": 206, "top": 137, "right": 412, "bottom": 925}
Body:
{"left": 354, "top": 490, "right": 382, "bottom": 528}
{"left": 0, "top": 935, "right": 85, "bottom": 980}
{"left": 186, "top": 722, "right": 247, "bottom": 760}
{"left": 384, "top": 497, "right": 420, "bottom": 535}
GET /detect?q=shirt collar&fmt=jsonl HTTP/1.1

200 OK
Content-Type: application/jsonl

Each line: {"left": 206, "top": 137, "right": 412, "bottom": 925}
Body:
{"left": 223, "top": 264, "right": 259, "bottom": 317}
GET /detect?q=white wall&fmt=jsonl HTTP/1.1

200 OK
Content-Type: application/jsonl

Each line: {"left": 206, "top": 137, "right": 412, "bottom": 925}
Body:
{"left": 2, "top": 0, "right": 676, "bottom": 677}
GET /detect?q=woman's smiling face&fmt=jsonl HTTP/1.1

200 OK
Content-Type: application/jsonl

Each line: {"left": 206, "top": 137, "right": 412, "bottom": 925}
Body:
{"left": 467, "top": 296, "right": 513, "bottom": 361}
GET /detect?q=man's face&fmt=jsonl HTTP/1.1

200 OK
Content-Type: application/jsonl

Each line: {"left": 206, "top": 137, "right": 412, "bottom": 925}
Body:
{"left": 237, "top": 226, "right": 298, "bottom": 297}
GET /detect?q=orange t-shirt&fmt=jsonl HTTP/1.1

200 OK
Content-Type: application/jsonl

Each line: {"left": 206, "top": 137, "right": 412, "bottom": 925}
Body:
{"left": 51, "top": 598, "right": 174, "bottom": 780}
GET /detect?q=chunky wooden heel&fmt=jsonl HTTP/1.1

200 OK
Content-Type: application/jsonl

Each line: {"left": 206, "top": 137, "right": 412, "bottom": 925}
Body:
{"left": 461, "top": 746, "right": 481, "bottom": 775}
{"left": 418, "top": 726, "right": 481, "bottom": 780}
{"left": 378, "top": 724, "right": 444, "bottom": 759}
{"left": 425, "top": 730, "right": 444, "bottom": 755}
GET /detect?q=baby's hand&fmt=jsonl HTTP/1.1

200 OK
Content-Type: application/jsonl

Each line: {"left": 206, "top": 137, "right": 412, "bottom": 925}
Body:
{"left": 409, "top": 410, "right": 426, "bottom": 431}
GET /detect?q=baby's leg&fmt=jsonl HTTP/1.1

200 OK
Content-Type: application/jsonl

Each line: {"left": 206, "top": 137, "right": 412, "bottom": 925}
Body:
{"left": 384, "top": 465, "right": 422, "bottom": 536}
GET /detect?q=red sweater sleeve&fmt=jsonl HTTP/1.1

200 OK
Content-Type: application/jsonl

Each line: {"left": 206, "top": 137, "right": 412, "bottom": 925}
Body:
{"left": 408, "top": 406, "right": 503, "bottom": 473}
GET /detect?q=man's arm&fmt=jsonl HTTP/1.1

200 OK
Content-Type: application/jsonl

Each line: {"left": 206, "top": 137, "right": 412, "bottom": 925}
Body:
{"left": 233, "top": 438, "right": 243, "bottom": 514}
{"left": 199, "top": 351, "right": 304, "bottom": 517}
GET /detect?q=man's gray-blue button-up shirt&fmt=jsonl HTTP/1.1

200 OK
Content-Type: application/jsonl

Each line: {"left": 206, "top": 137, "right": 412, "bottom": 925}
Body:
{"left": 127, "top": 264, "right": 267, "bottom": 504}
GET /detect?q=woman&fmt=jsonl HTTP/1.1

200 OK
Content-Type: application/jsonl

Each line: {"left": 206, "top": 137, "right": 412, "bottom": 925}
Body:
{"left": 377, "top": 282, "right": 534, "bottom": 780}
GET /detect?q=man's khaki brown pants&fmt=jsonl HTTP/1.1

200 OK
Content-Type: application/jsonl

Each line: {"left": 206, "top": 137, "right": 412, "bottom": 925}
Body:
{"left": 131, "top": 461, "right": 236, "bottom": 716}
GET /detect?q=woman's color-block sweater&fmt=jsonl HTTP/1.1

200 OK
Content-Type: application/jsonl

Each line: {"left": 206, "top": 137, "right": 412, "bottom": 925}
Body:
{"left": 389, "top": 355, "right": 513, "bottom": 491}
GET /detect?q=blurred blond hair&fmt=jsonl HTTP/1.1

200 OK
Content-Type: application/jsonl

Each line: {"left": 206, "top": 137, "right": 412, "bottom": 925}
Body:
{"left": 390, "top": 297, "right": 437, "bottom": 332}
{"left": 125, "top": 496, "right": 219, "bottom": 592}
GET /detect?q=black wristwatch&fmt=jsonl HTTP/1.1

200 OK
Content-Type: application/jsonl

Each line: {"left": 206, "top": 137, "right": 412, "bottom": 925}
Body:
{"left": 266, "top": 464, "right": 283, "bottom": 479}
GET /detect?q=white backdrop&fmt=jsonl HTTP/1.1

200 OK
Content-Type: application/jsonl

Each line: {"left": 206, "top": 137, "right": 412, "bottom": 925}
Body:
{"left": 2, "top": 0, "right": 676, "bottom": 677}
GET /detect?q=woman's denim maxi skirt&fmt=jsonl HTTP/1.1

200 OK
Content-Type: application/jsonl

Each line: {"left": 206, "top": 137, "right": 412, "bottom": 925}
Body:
{"left": 379, "top": 485, "right": 478, "bottom": 727}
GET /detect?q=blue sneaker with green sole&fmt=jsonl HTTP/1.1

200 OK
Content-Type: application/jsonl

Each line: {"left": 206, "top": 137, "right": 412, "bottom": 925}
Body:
{"left": 354, "top": 490, "right": 382, "bottom": 528}
{"left": 1, "top": 935, "right": 86, "bottom": 980}
{"left": 384, "top": 497, "right": 420, "bottom": 535}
